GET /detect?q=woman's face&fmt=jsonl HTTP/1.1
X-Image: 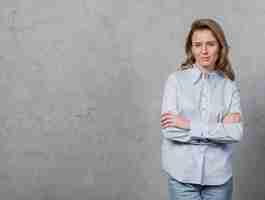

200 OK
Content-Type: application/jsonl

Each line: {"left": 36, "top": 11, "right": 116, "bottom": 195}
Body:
{"left": 191, "top": 29, "right": 220, "bottom": 71}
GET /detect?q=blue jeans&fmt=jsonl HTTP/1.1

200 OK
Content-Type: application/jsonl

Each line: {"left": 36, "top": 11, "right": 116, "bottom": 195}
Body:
{"left": 168, "top": 176, "right": 233, "bottom": 200}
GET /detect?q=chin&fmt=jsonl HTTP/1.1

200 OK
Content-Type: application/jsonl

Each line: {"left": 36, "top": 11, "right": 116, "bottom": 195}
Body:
{"left": 200, "top": 62, "right": 214, "bottom": 68}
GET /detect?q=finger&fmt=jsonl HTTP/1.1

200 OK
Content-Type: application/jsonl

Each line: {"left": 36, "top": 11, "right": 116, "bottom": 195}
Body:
{"left": 163, "top": 124, "right": 174, "bottom": 128}
{"left": 162, "top": 121, "right": 174, "bottom": 128}
{"left": 225, "top": 116, "right": 234, "bottom": 123}
{"left": 161, "top": 115, "right": 173, "bottom": 123}
{"left": 161, "top": 119, "right": 174, "bottom": 128}
{"left": 223, "top": 115, "right": 240, "bottom": 123}
{"left": 161, "top": 112, "right": 173, "bottom": 117}
{"left": 226, "top": 113, "right": 240, "bottom": 118}
{"left": 162, "top": 123, "right": 173, "bottom": 128}
{"left": 161, "top": 119, "right": 173, "bottom": 127}
{"left": 233, "top": 115, "right": 241, "bottom": 122}
{"left": 223, "top": 116, "right": 232, "bottom": 123}
{"left": 230, "top": 114, "right": 240, "bottom": 121}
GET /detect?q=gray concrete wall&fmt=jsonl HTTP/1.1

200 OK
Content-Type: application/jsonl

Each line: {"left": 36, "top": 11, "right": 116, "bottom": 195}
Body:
{"left": 0, "top": 0, "right": 264, "bottom": 199}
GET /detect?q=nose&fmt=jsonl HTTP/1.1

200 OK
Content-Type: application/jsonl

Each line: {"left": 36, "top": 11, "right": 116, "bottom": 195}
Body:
{"left": 201, "top": 44, "right": 208, "bottom": 54}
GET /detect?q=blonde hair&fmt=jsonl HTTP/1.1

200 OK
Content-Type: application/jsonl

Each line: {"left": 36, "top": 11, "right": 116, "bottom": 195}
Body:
{"left": 180, "top": 18, "right": 235, "bottom": 81}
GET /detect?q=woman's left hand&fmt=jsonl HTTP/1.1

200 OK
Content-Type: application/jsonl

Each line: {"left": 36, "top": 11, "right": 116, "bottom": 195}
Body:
{"left": 161, "top": 112, "right": 190, "bottom": 129}
{"left": 222, "top": 112, "right": 241, "bottom": 124}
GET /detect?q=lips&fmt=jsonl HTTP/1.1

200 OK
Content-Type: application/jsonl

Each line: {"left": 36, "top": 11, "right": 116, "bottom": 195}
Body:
{"left": 201, "top": 57, "right": 210, "bottom": 61}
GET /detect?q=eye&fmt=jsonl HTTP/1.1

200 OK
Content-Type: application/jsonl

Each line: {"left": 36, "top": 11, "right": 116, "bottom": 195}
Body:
{"left": 207, "top": 41, "right": 217, "bottom": 47}
{"left": 192, "top": 42, "right": 202, "bottom": 48}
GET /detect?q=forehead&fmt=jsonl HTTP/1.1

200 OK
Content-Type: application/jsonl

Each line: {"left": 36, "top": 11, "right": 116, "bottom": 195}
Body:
{"left": 192, "top": 29, "right": 217, "bottom": 41}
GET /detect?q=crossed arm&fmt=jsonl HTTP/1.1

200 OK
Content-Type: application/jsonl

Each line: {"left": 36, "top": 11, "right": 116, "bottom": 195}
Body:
{"left": 161, "top": 74, "right": 243, "bottom": 144}
{"left": 160, "top": 112, "right": 242, "bottom": 144}
{"left": 161, "top": 112, "right": 241, "bottom": 129}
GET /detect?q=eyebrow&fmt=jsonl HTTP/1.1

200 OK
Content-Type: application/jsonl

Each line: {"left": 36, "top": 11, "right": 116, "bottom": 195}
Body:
{"left": 192, "top": 40, "right": 218, "bottom": 43}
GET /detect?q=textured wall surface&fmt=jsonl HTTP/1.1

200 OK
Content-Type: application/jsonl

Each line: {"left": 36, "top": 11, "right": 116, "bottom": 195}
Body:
{"left": 0, "top": 0, "right": 264, "bottom": 199}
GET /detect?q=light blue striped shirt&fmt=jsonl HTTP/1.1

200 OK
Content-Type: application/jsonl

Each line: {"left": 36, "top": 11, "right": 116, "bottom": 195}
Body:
{"left": 161, "top": 64, "right": 243, "bottom": 185}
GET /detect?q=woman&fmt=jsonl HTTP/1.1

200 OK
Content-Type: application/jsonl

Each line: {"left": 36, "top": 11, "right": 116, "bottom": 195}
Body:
{"left": 160, "top": 18, "right": 243, "bottom": 200}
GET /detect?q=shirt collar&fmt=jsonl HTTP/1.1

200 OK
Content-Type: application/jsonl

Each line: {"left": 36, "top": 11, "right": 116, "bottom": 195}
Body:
{"left": 191, "top": 64, "right": 223, "bottom": 84}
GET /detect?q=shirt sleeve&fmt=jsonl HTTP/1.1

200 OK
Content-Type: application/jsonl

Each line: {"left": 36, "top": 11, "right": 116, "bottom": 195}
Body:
{"left": 161, "top": 73, "right": 209, "bottom": 144}
{"left": 201, "top": 81, "right": 244, "bottom": 143}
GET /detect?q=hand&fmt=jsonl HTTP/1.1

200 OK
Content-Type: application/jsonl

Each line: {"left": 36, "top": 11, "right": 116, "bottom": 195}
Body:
{"left": 223, "top": 112, "right": 241, "bottom": 124}
{"left": 161, "top": 112, "right": 190, "bottom": 129}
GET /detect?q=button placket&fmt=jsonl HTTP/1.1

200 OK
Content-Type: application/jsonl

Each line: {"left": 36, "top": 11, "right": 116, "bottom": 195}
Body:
{"left": 199, "top": 74, "right": 210, "bottom": 137}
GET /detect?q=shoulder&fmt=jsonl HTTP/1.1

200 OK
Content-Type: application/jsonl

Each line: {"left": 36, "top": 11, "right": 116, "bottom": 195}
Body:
{"left": 166, "top": 68, "right": 193, "bottom": 81}
{"left": 164, "top": 71, "right": 178, "bottom": 88}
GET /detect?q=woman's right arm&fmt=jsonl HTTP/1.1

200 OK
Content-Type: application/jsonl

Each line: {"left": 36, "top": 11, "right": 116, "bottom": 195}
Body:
{"left": 161, "top": 73, "right": 206, "bottom": 144}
